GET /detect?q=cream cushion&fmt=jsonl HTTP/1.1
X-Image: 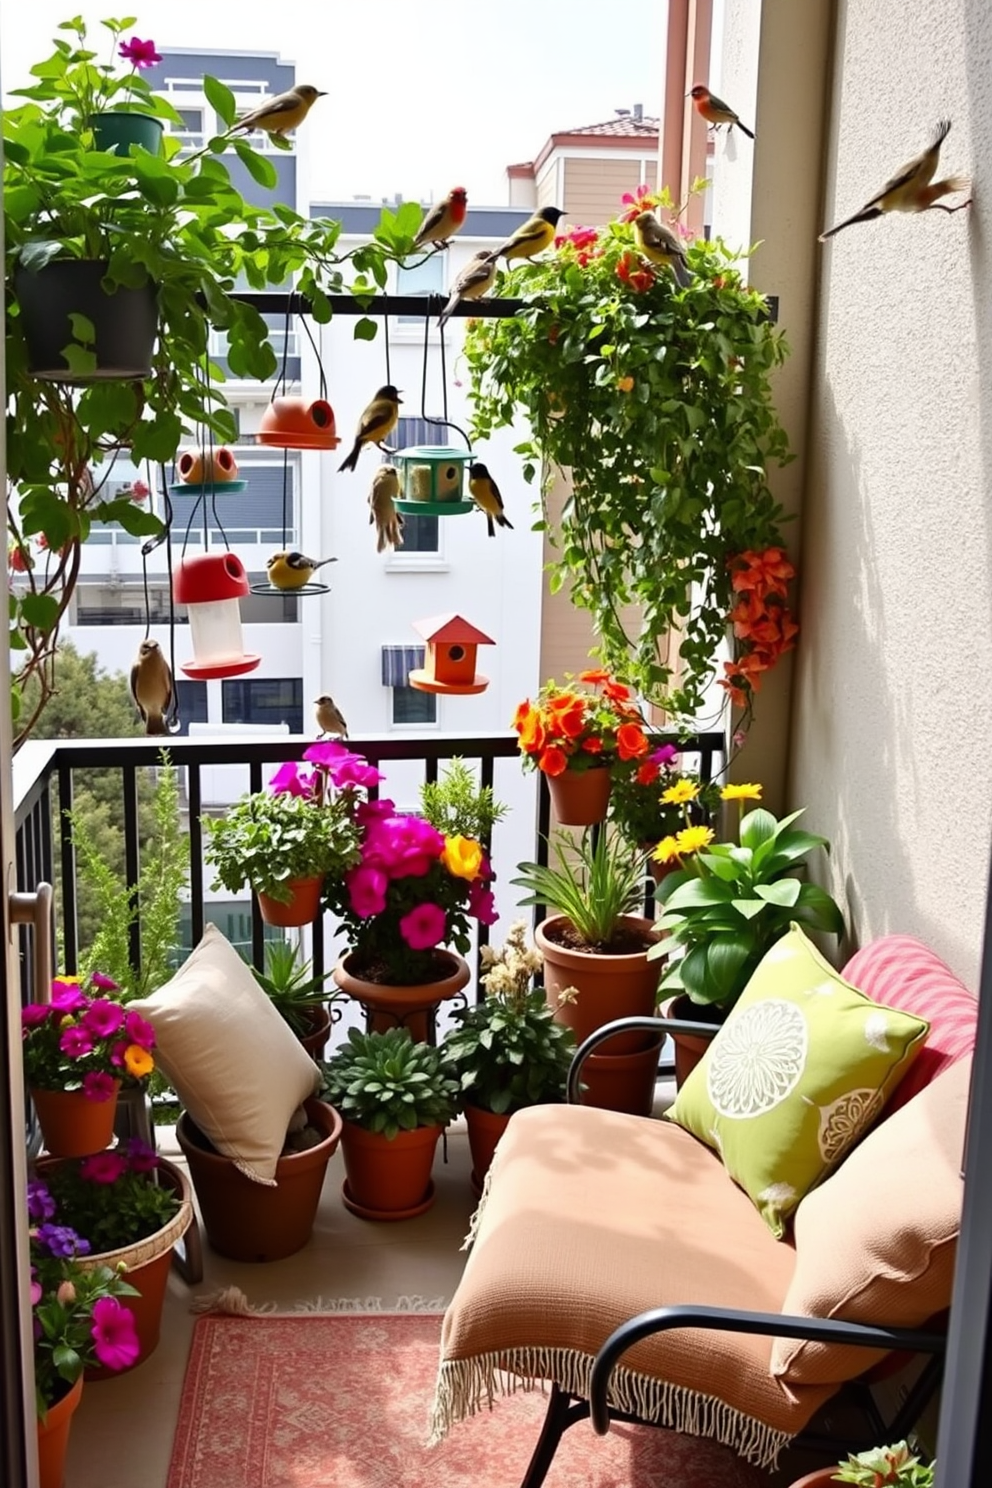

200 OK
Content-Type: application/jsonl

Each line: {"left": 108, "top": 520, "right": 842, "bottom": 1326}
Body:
{"left": 771, "top": 1053, "right": 968, "bottom": 1384}
{"left": 130, "top": 924, "right": 321, "bottom": 1184}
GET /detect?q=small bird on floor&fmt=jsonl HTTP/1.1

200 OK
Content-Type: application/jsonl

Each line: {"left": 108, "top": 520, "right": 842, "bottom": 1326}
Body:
{"left": 412, "top": 187, "right": 468, "bottom": 251}
{"left": 338, "top": 385, "right": 403, "bottom": 473}
{"left": 266, "top": 552, "right": 337, "bottom": 590}
{"left": 489, "top": 207, "right": 565, "bottom": 264}
{"left": 130, "top": 639, "right": 173, "bottom": 736}
{"left": 819, "top": 119, "right": 970, "bottom": 240}
{"left": 314, "top": 694, "right": 348, "bottom": 738}
{"left": 230, "top": 84, "right": 326, "bottom": 137}
{"left": 438, "top": 250, "right": 497, "bottom": 329}
{"left": 368, "top": 464, "right": 404, "bottom": 553}
{"left": 632, "top": 211, "right": 692, "bottom": 286}
{"left": 688, "top": 83, "right": 754, "bottom": 139}
{"left": 468, "top": 462, "right": 513, "bottom": 538}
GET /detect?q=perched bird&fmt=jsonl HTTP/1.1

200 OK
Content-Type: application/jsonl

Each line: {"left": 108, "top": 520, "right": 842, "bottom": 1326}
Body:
{"left": 314, "top": 694, "right": 348, "bottom": 739}
{"left": 231, "top": 84, "right": 326, "bottom": 137}
{"left": 130, "top": 639, "right": 173, "bottom": 736}
{"left": 688, "top": 84, "right": 755, "bottom": 139}
{"left": 368, "top": 464, "right": 404, "bottom": 553}
{"left": 632, "top": 211, "right": 691, "bottom": 286}
{"left": 819, "top": 119, "right": 970, "bottom": 240}
{"left": 437, "top": 250, "right": 497, "bottom": 329}
{"left": 489, "top": 206, "right": 565, "bottom": 264}
{"left": 266, "top": 551, "right": 337, "bottom": 590}
{"left": 412, "top": 187, "right": 469, "bottom": 251}
{"left": 468, "top": 462, "right": 513, "bottom": 538}
{"left": 338, "top": 385, "right": 403, "bottom": 473}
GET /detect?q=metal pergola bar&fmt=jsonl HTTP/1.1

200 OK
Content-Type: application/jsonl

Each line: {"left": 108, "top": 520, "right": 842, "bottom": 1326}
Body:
{"left": 225, "top": 291, "right": 779, "bottom": 322}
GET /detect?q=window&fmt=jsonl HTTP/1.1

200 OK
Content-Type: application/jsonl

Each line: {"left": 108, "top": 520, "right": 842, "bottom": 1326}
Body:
{"left": 401, "top": 512, "right": 440, "bottom": 553}
{"left": 392, "top": 686, "right": 437, "bottom": 726}
{"left": 396, "top": 253, "right": 446, "bottom": 324}
{"left": 222, "top": 678, "right": 303, "bottom": 732}
{"left": 170, "top": 456, "right": 298, "bottom": 545}
{"left": 174, "top": 680, "right": 208, "bottom": 734}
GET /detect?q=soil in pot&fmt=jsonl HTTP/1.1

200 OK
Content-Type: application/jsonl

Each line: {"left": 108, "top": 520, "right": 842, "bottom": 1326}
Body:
{"left": 176, "top": 1098, "right": 342, "bottom": 1262}
{"left": 537, "top": 914, "right": 660, "bottom": 1053}
{"left": 661, "top": 994, "right": 726, "bottom": 1087}
{"left": 339, "top": 1120, "right": 443, "bottom": 1218}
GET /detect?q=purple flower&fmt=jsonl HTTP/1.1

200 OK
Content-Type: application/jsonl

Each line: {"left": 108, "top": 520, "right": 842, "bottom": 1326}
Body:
{"left": 82, "top": 1071, "right": 117, "bottom": 1103}
{"left": 125, "top": 1010, "right": 156, "bottom": 1051}
{"left": 651, "top": 744, "right": 680, "bottom": 768}
{"left": 126, "top": 1137, "right": 159, "bottom": 1173}
{"left": 22, "top": 1003, "right": 54, "bottom": 1029}
{"left": 81, "top": 999, "right": 125, "bottom": 1039}
{"left": 268, "top": 761, "right": 314, "bottom": 797}
{"left": 26, "top": 1181, "right": 56, "bottom": 1222}
{"left": 35, "top": 1224, "right": 90, "bottom": 1259}
{"left": 118, "top": 36, "right": 161, "bottom": 68}
{"left": 89, "top": 972, "right": 120, "bottom": 993}
{"left": 468, "top": 880, "right": 499, "bottom": 926}
{"left": 399, "top": 902, "right": 447, "bottom": 950}
{"left": 59, "top": 1024, "right": 94, "bottom": 1059}
{"left": 90, "top": 1296, "right": 140, "bottom": 1371}
{"left": 346, "top": 865, "right": 389, "bottom": 917}
{"left": 50, "top": 981, "right": 87, "bottom": 1014}
{"left": 80, "top": 1151, "right": 127, "bottom": 1184}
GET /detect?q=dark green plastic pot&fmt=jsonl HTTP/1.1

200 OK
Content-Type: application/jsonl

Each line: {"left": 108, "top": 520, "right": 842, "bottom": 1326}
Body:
{"left": 90, "top": 111, "right": 164, "bottom": 155}
{"left": 14, "top": 260, "right": 158, "bottom": 383}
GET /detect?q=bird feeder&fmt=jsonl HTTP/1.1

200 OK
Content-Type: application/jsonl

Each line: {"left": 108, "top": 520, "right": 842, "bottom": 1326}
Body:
{"left": 172, "top": 553, "right": 260, "bottom": 680}
{"left": 259, "top": 396, "right": 340, "bottom": 451}
{"left": 393, "top": 446, "right": 475, "bottom": 516}
{"left": 177, "top": 447, "right": 239, "bottom": 484}
{"left": 408, "top": 613, "right": 494, "bottom": 695}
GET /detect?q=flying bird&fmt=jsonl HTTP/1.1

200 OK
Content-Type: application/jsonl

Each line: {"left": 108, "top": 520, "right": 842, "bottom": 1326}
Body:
{"left": 368, "top": 464, "right": 404, "bottom": 553}
{"left": 130, "top": 639, "right": 173, "bottom": 736}
{"left": 338, "top": 385, "right": 403, "bottom": 473}
{"left": 489, "top": 207, "right": 564, "bottom": 264}
{"left": 819, "top": 119, "right": 970, "bottom": 240}
{"left": 632, "top": 211, "right": 691, "bottom": 286}
{"left": 314, "top": 694, "right": 348, "bottom": 739}
{"left": 266, "top": 551, "right": 337, "bottom": 590}
{"left": 437, "top": 250, "right": 497, "bottom": 329}
{"left": 468, "top": 462, "right": 513, "bottom": 538}
{"left": 688, "top": 84, "right": 754, "bottom": 139}
{"left": 230, "top": 84, "right": 326, "bottom": 137}
{"left": 412, "top": 187, "right": 469, "bottom": 251}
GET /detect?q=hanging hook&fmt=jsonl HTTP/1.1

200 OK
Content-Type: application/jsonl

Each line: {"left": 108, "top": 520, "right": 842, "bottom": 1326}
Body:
{"left": 420, "top": 293, "right": 472, "bottom": 451}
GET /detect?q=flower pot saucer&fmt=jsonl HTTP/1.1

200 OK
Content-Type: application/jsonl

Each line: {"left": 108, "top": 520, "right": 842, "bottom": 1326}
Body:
{"left": 340, "top": 1178, "right": 436, "bottom": 1222}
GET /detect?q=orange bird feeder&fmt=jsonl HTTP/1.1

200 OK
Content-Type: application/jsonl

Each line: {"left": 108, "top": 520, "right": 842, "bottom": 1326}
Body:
{"left": 258, "top": 396, "right": 340, "bottom": 451}
{"left": 172, "top": 553, "right": 260, "bottom": 680}
{"left": 408, "top": 614, "right": 494, "bottom": 695}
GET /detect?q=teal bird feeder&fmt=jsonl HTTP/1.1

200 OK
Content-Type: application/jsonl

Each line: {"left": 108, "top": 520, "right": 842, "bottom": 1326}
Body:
{"left": 393, "top": 446, "right": 475, "bottom": 516}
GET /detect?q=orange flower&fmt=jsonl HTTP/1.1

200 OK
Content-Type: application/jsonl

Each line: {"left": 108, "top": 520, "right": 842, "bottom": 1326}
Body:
{"left": 730, "top": 547, "right": 795, "bottom": 601}
{"left": 616, "top": 723, "right": 649, "bottom": 761}
{"left": 578, "top": 668, "right": 611, "bottom": 685}
{"left": 602, "top": 680, "right": 632, "bottom": 704}
{"left": 511, "top": 699, "right": 532, "bottom": 732}
{"left": 539, "top": 745, "right": 569, "bottom": 777}
{"left": 554, "top": 700, "right": 588, "bottom": 739}
{"left": 617, "top": 375, "right": 635, "bottom": 393}
{"left": 518, "top": 710, "right": 546, "bottom": 754}
{"left": 581, "top": 736, "right": 604, "bottom": 754}
{"left": 123, "top": 1044, "right": 154, "bottom": 1078}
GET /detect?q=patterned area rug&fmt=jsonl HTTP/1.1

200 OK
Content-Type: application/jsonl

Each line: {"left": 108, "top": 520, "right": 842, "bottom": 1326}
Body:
{"left": 167, "top": 1311, "right": 768, "bottom": 1488}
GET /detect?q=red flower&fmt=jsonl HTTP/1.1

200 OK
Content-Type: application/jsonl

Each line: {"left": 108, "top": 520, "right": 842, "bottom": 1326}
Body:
{"left": 581, "top": 737, "right": 604, "bottom": 754}
{"left": 620, "top": 183, "right": 655, "bottom": 223}
{"left": 578, "top": 668, "right": 611, "bottom": 685}
{"left": 635, "top": 759, "right": 660, "bottom": 786}
{"left": 118, "top": 36, "right": 161, "bottom": 68}
{"left": 538, "top": 746, "right": 569, "bottom": 777}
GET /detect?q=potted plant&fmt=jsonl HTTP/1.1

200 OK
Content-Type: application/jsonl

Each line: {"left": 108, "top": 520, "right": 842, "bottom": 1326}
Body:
{"left": 22, "top": 971, "right": 158, "bottom": 1156}
{"left": 29, "top": 1136, "right": 191, "bottom": 1377}
{"left": 419, "top": 755, "right": 508, "bottom": 843}
{"left": 788, "top": 1441, "right": 934, "bottom": 1488}
{"left": 442, "top": 920, "right": 576, "bottom": 1191}
{"left": 251, "top": 940, "right": 337, "bottom": 1057}
{"left": 320, "top": 1027, "right": 461, "bottom": 1219}
{"left": 608, "top": 742, "right": 722, "bottom": 877}
{"left": 466, "top": 186, "right": 796, "bottom": 733}
{"left": 511, "top": 827, "right": 663, "bottom": 1114}
{"left": 511, "top": 670, "right": 650, "bottom": 825}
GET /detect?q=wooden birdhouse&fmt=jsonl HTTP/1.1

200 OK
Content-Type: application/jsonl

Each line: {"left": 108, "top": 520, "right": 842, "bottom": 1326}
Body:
{"left": 408, "top": 613, "right": 494, "bottom": 695}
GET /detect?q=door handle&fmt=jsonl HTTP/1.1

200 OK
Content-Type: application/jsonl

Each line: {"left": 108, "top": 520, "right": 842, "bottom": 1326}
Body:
{"left": 8, "top": 883, "right": 54, "bottom": 1004}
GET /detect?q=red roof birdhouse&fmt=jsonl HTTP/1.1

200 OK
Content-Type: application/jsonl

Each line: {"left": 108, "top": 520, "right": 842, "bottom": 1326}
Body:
{"left": 408, "top": 613, "right": 494, "bottom": 695}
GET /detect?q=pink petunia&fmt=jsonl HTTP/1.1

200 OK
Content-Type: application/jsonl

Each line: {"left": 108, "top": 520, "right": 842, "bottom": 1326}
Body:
{"left": 80, "top": 1151, "right": 127, "bottom": 1185}
{"left": 50, "top": 981, "right": 87, "bottom": 1014}
{"left": 89, "top": 972, "right": 120, "bottom": 993}
{"left": 268, "top": 762, "right": 314, "bottom": 797}
{"left": 29, "top": 1272, "right": 42, "bottom": 1307}
{"left": 118, "top": 36, "right": 161, "bottom": 68}
{"left": 326, "top": 754, "right": 383, "bottom": 791}
{"left": 110, "top": 1041, "right": 128, "bottom": 1068}
{"left": 127, "top": 1137, "right": 159, "bottom": 1173}
{"left": 357, "top": 798, "right": 396, "bottom": 827}
{"left": 125, "top": 1010, "right": 156, "bottom": 1051}
{"left": 60, "top": 1024, "right": 94, "bottom": 1059}
{"left": 82, "top": 999, "right": 125, "bottom": 1039}
{"left": 22, "top": 1003, "right": 54, "bottom": 1029}
{"left": 346, "top": 865, "right": 389, "bottom": 917}
{"left": 399, "top": 902, "right": 447, "bottom": 951}
{"left": 467, "top": 880, "right": 499, "bottom": 927}
{"left": 90, "top": 1296, "right": 140, "bottom": 1371}
{"left": 82, "top": 1071, "right": 117, "bottom": 1103}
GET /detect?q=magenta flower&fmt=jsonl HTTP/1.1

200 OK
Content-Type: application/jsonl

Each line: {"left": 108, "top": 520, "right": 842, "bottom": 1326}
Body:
{"left": 50, "top": 981, "right": 87, "bottom": 1014}
{"left": 91, "top": 1296, "right": 140, "bottom": 1371}
{"left": 304, "top": 741, "right": 383, "bottom": 790}
{"left": 346, "top": 865, "right": 389, "bottom": 917}
{"left": 82, "top": 1071, "right": 117, "bottom": 1102}
{"left": 268, "top": 761, "right": 314, "bottom": 797}
{"left": 357, "top": 797, "right": 396, "bottom": 827}
{"left": 362, "top": 812, "right": 444, "bottom": 878}
{"left": 399, "top": 902, "right": 447, "bottom": 950}
{"left": 125, "top": 1010, "right": 156, "bottom": 1051}
{"left": 82, "top": 999, "right": 125, "bottom": 1039}
{"left": 127, "top": 1137, "right": 159, "bottom": 1173}
{"left": 22, "top": 1003, "right": 54, "bottom": 1029}
{"left": 80, "top": 1151, "right": 128, "bottom": 1184}
{"left": 89, "top": 971, "right": 120, "bottom": 993}
{"left": 29, "top": 1272, "right": 42, "bottom": 1307}
{"left": 650, "top": 744, "right": 680, "bottom": 768}
{"left": 118, "top": 36, "right": 161, "bottom": 68}
{"left": 468, "top": 880, "right": 499, "bottom": 926}
{"left": 60, "top": 1024, "right": 94, "bottom": 1059}
{"left": 110, "top": 1040, "right": 128, "bottom": 1068}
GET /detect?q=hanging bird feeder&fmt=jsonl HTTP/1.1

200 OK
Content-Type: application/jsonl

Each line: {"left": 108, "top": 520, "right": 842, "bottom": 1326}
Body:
{"left": 177, "top": 447, "right": 239, "bottom": 484}
{"left": 172, "top": 553, "right": 260, "bottom": 680}
{"left": 259, "top": 395, "right": 340, "bottom": 451}
{"left": 393, "top": 446, "right": 475, "bottom": 516}
{"left": 408, "top": 613, "right": 494, "bottom": 695}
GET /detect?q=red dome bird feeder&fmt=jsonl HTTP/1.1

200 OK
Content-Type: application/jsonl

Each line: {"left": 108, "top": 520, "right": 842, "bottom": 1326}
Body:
{"left": 172, "top": 553, "right": 260, "bottom": 680}
{"left": 258, "top": 397, "right": 340, "bottom": 451}
{"left": 408, "top": 614, "right": 494, "bottom": 695}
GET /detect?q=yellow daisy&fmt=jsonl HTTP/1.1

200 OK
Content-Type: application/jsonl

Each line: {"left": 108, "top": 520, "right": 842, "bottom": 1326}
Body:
{"left": 720, "top": 782, "right": 762, "bottom": 802}
{"left": 675, "top": 825, "right": 714, "bottom": 855}
{"left": 653, "top": 836, "right": 681, "bottom": 864}
{"left": 661, "top": 779, "right": 699, "bottom": 805}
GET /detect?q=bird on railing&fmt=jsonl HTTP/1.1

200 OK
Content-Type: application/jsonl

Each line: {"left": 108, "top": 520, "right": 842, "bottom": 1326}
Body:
{"left": 411, "top": 187, "right": 468, "bottom": 251}
{"left": 130, "top": 639, "right": 173, "bottom": 736}
{"left": 314, "top": 695, "right": 349, "bottom": 739}
{"left": 688, "top": 84, "right": 754, "bottom": 139}
{"left": 438, "top": 251, "right": 497, "bottom": 329}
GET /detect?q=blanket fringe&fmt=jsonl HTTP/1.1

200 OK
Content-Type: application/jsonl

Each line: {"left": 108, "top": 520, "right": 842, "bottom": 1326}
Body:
{"left": 461, "top": 1155, "right": 499, "bottom": 1251}
{"left": 191, "top": 1290, "right": 447, "bottom": 1317}
{"left": 427, "top": 1347, "right": 792, "bottom": 1471}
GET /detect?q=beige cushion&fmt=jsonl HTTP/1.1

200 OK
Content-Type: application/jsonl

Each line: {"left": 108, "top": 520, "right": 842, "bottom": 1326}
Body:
{"left": 433, "top": 1104, "right": 838, "bottom": 1470}
{"left": 771, "top": 1054, "right": 968, "bottom": 1385}
{"left": 130, "top": 924, "right": 320, "bottom": 1184}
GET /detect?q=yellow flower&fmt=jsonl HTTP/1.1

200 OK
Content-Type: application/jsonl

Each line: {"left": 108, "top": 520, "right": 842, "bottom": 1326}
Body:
{"left": 661, "top": 779, "right": 699, "bottom": 805}
{"left": 123, "top": 1044, "right": 154, "bottom": 1078}
{"left": 720, "top": 782, "right": 762, "bottom": 801}
{"left": 675, "top": 825, "right": 714, "bottom": 855}
{"left": 653, "top": 836, "right": 681, "bottom": 864}
{"left": 441, "top": 834, "right": 484, "bottom": 881}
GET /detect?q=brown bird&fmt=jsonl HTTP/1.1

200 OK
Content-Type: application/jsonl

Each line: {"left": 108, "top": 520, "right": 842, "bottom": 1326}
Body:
{"left": 314, "top": 694, "right": 348, "bottom": 739}
{"left": 338, "top": 385, "right": 403, "bottom": 473}
{"left": 231, "top": 84, "right": 326, "bottom": 137}
{"left": 820, "top": 119, "right": 970, "bottom": 240}
{"left": 438, "top": 250, "right": 497, "bottom": 329}
{"left": 412, "top": 187, "right": 469, "bottom": 251}
{"left": 130, "top": 639, "right": 173, "bottom": 736}
{"left": 468, "top": 462, "right": 513, "bottom": 538}
{"left": 368, "top": 464, "right": 404, "bottom": 553}
{"left": 688, "top": 84, "right": 754, "bottom": 139}
{"left": 632, "top": 211, "right": 691, "bottom": 286}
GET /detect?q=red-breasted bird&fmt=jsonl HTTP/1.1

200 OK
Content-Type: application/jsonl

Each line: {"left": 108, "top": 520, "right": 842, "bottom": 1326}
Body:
{"left": 231, "top": 84, "right": 326, "bottom": 137}
{"left": 688, "top": 84, "right": 754, "bottom": 139}
{"left": 468, "top": 463, "right": 513, "bottom": 538}
{"left": 438, "top": 250, "right": 497, "bottom": 329}
{"left": 338, "top": 385, "right": 403, "bottom": 473}
{"left": 819, "top": 119, "right": 970, "bottom": 241}
{"left": 632, "top": 211, "right": 691, "bottom": 286}
{"left": 130, "top": 639, "right": 173, "bottom": 736}
{"left": 412, "top": 187, "right": 469, "bottom": 250}
{"left": 368, "top": 464, "right": 404, "bottom": 553}
{"left": 489, "top": 207, "right": 564, "bottom": 264}
{"left": 266, "top": 551, "right": 337, "bottom": 590}
{"left": 314, "top": 694, "right": 348, "bottom": 738}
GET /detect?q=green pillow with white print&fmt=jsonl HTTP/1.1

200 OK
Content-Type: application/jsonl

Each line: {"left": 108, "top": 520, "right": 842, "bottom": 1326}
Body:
{"left": 666, "top": 924, "right": 930, "bottom": 1238}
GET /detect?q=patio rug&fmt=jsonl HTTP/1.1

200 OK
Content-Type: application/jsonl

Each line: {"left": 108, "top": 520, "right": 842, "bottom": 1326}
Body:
{"left": 167, "top": 1308, "right": 768, "bottom": 1488}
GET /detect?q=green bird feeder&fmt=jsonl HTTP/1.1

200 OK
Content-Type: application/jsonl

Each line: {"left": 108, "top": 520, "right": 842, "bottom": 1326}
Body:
{"left": 393, "top": 446, "right": 475, "bottom": 516}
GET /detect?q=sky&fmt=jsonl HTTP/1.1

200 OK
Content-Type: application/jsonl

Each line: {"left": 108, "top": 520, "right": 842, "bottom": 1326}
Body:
{"left": 0, "top": 0, "right": 670, "bottom": 206}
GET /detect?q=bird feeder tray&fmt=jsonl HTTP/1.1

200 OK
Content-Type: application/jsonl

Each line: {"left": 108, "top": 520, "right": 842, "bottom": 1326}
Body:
{"left": 392, "top": 445, "right": 473, "bottom": 510}
{"left": 408, "top": 669, "right": 489, "bottom": 695}
{"left": 259, "top": 396, "right": 340, "bottom": 450}
{"left": 248, "top": 580, "right": 332, "bottom": 596}
{"left": 168, "top": 480, "right": 248, "bottom": 497}
{"left": 395, "top": 499, "right": 475, "bottom": 516}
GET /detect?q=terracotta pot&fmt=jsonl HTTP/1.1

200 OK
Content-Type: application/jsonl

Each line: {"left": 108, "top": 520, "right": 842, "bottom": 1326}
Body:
{"left": 333, "top": 949, "right": 470, "bottom": 1044}
{"left": 547, "top": 766, "right": 612, "bottom": 826}
{"left": 31, "top": 1083, "right": 121, "bottom": 1158}
{"left": 536, "top": 915, "right": 660, "bottom": 1055}
{"left": 464, "top": 1103, "right": 512, "bottom": 1190}
{"left": 37, "top": 1374, "right": 83, "bottom": 1488}
{"left": 785, "top": 1471, "right": 842, "bottom": 1488}
{"left": 660, "top": 993, "right": 724, "bottom": 1088}
{"left": 296, "top": 1004, "right": 332, "bottom": 1059}
{"left": 176, "top": 1098, "right": 342, "bottom": 1262}
{"left": 256, "top": 876, "right": 324, "bottom": 928}
{"left": 579, "top": 1029, "right": 666, "bottom": 1117}
{"left": 339, "top": 1119, "right": 442, "bottom": 1217}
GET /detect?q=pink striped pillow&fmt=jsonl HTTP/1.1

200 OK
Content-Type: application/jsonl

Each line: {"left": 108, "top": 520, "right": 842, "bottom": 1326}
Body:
{"left": 843, "top": 935, "right": 976, "bottom": 1110}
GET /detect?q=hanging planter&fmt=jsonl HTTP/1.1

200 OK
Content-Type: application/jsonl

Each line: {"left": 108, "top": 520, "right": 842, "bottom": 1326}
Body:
{"left": 172, "top": 552, "right": 260, "bottom": 681}
{"left": 89, "top": 112, "right": 164, "bottom": 156}
{"left": 177, "top": 446, "right": 239, "bottom": 485}
{"left": 14, "top": 260, "right": 158, "bottom": 383}
{"left": 256, "top": 875, "right": 324, "bottom": 929}
{"left": 547, "top": 764, "right": 613, "bottom": 826}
